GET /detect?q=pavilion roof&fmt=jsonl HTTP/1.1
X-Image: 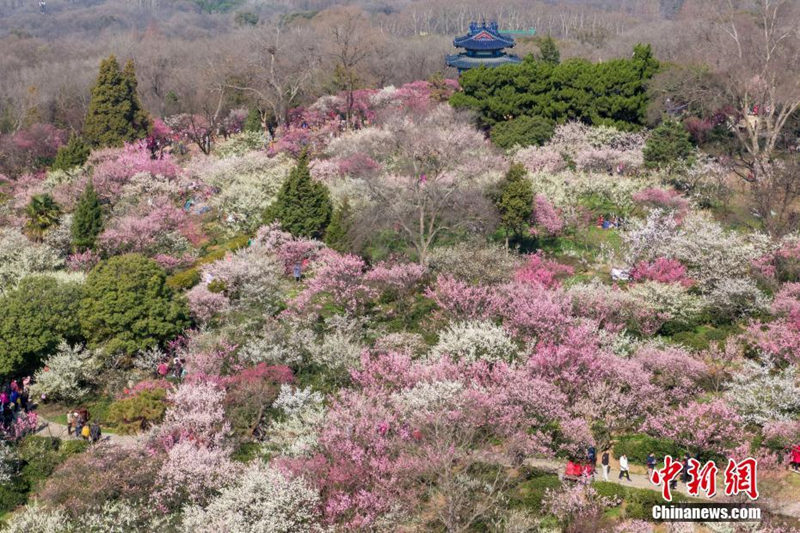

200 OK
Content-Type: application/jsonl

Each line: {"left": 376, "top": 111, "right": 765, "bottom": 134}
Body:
{"left": 453, "top": 21, "right": 515, "bottom": 51}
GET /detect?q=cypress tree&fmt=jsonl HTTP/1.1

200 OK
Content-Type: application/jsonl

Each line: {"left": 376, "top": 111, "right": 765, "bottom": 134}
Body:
{"left": 122, "top": 59, "right": 150, "bottom": 137}
{"left": 52, "top": 134, "right": 90, "bottom": 171}
{"left": 71, "top": 180, "right": 103, "bottom": 251}
{"left": 643, "top": 119, "right": 694, "bottom": 169}
{"left": 538, "top": 35, "right": 560, "bottom": 65}
{"left": 83, "top": 55, "right": 150, "bottom": 147}
{"left": 266, "top": 150, "right": 333, "bottom": 239}
{"left": 491, "top": 162, "right": 534, "bottom": 248}
{"left": 244, "top": 108, "right": 262, "bottom": 132}
{"left": 325, "top": 196, "right": 353, "bottom": 252}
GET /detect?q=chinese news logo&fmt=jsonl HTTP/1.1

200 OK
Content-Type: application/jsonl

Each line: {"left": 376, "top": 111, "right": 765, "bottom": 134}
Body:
{"left": 650, "top": 456, "right": 759, "bottom": 502}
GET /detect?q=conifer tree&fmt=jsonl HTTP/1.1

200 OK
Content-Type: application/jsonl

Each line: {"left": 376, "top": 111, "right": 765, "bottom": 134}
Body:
{"left": 491, "top": 162, "right": 534, "bottom": 248}
{"left": 52, "top": 134, "right": 90, "bottom": 171}
{"left": 643, "top": 119, "right": 694, "bottom": 169}
{"left": 122, "top": 59, "right": 150, "bottom": 137}
{"left": 266, "top": 150, "right": 333, "bottom": 239}
{"left": 83, "top": 56, "right": 150, "bottom": 147}
{"left": 538, "top": 35, "right": 560, "bottom": 65}
{"left": 325, "top": 196, "right": 353, "bottom": 252}
{"left": 244, "top": 108, "right": 262, "bottom": 132}
{"left": 71, "top": 180, "right": 103, "bottom": 251}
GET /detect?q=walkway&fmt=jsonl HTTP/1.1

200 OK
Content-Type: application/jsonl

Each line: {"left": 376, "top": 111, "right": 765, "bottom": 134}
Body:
{"left": 526, "top": 457, "right": 800, "bottom": 519}
{"left": 525, "top": 457, "right": 708, "bottom": 498}
{"left": 33, "top": 419, "right": 141, "bottom": 448}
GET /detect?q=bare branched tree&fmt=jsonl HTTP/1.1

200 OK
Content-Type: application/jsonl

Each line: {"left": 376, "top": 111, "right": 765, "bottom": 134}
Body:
{"left": 230, "top": 24, "right": 322, "bottom": 128}
{"left": 704, "top": 0, "right": 800, "bottom": 232}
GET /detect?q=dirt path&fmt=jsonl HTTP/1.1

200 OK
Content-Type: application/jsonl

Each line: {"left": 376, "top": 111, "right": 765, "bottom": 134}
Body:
{"left": 33, "top": 418, "right": 141, "bottom": 448}
{"left": 526, "top": 457, "right": 800, "bottom": 519}
{"left": 525, "top": 457, "right": 709, "bottom": 498}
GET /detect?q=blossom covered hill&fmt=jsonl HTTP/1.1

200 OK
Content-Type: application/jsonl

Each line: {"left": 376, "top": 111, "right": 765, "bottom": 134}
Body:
{"left": 1, "top": 79, "right": 800, "bottom": 532}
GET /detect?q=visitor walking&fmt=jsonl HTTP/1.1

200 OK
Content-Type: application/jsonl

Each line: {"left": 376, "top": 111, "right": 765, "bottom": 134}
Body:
{"left": 74, "top": 411, "right": 84, "bottom": 438}
{"left": 293, "top": 263, "right": 302, "bottom": 282}
{"left": 791, "top": 444, "right": 800, "bottom": 472}
{"left": 646, "top": 452, "right": 657, "bottom": 478}
{"left": 681, "top": 454, "right": 691, "bottom": 484}
{"left": 601, "top": 450, "right": 610, "bottom": 481}
{"left": 90, "top": 422, "right": 101, "bottom": 444}
{"left": 618, "top": 454, "right": 631, "bottom": 481}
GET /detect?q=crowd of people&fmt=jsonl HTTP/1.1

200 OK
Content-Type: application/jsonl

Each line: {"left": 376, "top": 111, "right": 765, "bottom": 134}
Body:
{"left": 157, "top": 356, "right": 187, "bottom": 380}
{"left": 1, "top": 378, "right": 31, "bottom": 432}
{"left": 66, "top": 408, "right": 101, "bottom": 443}
{"left": 567, "top": 447, "right": 709, "bottom": 490}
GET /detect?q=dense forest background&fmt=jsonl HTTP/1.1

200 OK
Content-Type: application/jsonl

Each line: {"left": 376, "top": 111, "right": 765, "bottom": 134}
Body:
{"left": 0, "top": 0, "right": 706, "bottom": 136}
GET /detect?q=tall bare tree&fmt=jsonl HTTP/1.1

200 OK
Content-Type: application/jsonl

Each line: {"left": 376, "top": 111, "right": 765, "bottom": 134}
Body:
{"left": 231, "top": 24, "right": 321, "bottom": 127}
{"left": 702, "top": 0, "right": 800, "bottom": 232}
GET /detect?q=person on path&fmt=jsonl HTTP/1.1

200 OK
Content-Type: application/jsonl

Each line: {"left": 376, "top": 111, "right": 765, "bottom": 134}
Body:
{"left": 66, "top": 411, "right": 75, "bottom": 437}
{"left": 19, "top": 388, "right": 28, "bottom": 413}
{"left": 790, "top": 444, "right": 800, "bottom": 472}
{"left": 293, "top": 263, "right": 302, "bottom": 282}
{"left": 601, "top": 450, "right": 610, "bottom": 481}
{"left": 90, "top": 422, "right": 101, "bottom": 443}
{"left": 681, "top": 454, "right": 691, "bottom": 484}
{"left": 618, "top": 454, "right": 631, "bottom": 481}
{"left": 646, "top": 452, "right": 657, "bottom": 478}
{"left": 74, "top": 414, "right": 84, "bottom": 439}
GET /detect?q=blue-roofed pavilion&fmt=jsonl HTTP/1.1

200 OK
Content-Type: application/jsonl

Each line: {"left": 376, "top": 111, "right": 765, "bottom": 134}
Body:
{"left": 446, "top": 21, "right": 522, "bottom": 74}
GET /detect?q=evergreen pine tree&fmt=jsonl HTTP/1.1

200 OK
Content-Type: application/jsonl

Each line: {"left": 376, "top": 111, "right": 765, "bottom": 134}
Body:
{"left": 52, "top": 134, "right": 91, "bottom": 171}
{"left": 244, "top": 108, "right": 262, "bottom": 132}
{"left": 71, "top": 180, "right": 103, "bottom": 251}
{"left": 83, "top": 55, "right": 150, "bottom": 147}
{"left": 325, "top": 196, "right": 353, "bottom": 252}
{"left": 266, "top": 150, "right": 333, "bottom": 239}
{"left": 643, "top": 119, "right": 694, "bottom": 169}
{"left": 491, "top": 162, "right": 534, "bottom": 248}
{"left": 122, "top": 59, "right": 151, "bottom": 137}
{"left": 538, "top": 35, "right": 560, "bottom": 65}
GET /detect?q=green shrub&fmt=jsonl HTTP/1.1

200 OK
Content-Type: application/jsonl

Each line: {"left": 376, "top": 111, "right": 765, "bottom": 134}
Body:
{"left": 166, "top": 267, "right": 201, "bottom": 290}
{"left": 0, "top": 435, "right": 89, "bottom": 513}
{"left": 52, "top": 134, "right": 90, "bottom": 172}
{"left": 0, "top": 276, "right": 84, "bottom": 377}
{"left": 106, "top": 388, "right": 168, "bottom": 434}
{"left": 510, "top": 470, "right": 562, "bottom": 511}
{"left": 593, "top": 482, "right": 688, "bottom": 521}
{"left": 670, "top": 324, "right": 740, "bottom": 351}
{"left": 0, "top": 478, "right": 29, "bottom": 513}
{"left": 625, "top": 485, "right": 688, "bottom": 520}
{"left": 643, "top": 119, "right": 693, "bottom": 169}
{"left": 207, "top": 279, "right": 227, "bottom": 294}
{"left": 613, "top": 434, "right": 683, "bottom": 465}
{"left": 490, "top": 115, "right": 555, "bottom": 149}
{"left": 593, "top": 481, "right": 628, "bottom": 499}
{"left": 58, "top": 440, "right": 89, "bottom": 456}
{"left": 452, "top": 44, "right": 658, "bottom": 130}
{"left": 79, "top": 254, "right": 190, "bottom": 355}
